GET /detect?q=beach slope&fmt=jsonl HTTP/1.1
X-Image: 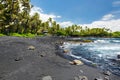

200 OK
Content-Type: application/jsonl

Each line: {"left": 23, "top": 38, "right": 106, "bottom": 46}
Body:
{"left": 0, "top": 36, "right": 120, "bottom": 80}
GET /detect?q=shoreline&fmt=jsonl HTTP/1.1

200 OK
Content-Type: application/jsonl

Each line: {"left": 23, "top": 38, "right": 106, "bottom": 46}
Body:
{"left": 0, "top": 36, "right": 120, "bottom": 80}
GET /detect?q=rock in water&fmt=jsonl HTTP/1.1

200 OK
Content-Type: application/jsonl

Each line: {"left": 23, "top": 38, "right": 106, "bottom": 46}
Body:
{"left": 70, "top": 59, "right": 83, "bottom": 65}
{"left": 103, "top": 71, "right": 111, "bottom": 76}
{"left": 42, "top": 76, "right": 52, "bottom": 80}
{"left": 28, "top": 45, "right": 35, "bottom": 50}
{"left": 117, "top": 54, "right": 120, "bottom": 59}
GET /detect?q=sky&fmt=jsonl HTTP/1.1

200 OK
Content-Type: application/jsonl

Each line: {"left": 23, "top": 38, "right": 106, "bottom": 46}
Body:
{"left": 30, "top": 0, "right": 120, "bottom": 32}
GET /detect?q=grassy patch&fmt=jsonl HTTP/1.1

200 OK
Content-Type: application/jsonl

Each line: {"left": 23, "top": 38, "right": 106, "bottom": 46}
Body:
{"left": 10, "top": 33, "right": 36, "bottom": 38}
{"left": 23, "top": 33, "right": 36, "bottom": 38}
{"left": 10, "top": 33, "right": 23, "bottom": 37}
{"left": 0, "top": 33, "right": 5, "bottom": 37}
{"left": 0, "top": 33, "right": 51, "bottom": 38}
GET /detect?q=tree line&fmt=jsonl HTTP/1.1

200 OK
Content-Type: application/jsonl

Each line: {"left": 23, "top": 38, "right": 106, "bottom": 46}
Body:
{"left": 0, "top": 0, "right": 120, "bottom": 37}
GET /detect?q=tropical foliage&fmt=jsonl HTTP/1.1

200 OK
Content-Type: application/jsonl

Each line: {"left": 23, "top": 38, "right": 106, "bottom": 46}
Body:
{"left": 0, "top": 0, "right": 119, "bottom": 37}
{"left": 112, "top": 31, "right": 120, "bottom": 38}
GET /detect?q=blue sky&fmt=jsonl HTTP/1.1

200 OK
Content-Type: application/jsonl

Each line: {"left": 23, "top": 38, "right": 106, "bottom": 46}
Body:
{"left": 30, "top": 0, "right": 120, "bottom": 31}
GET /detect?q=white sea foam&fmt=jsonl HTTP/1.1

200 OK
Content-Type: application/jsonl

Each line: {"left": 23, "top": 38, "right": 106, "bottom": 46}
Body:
{"left": 94, "top": 40, "right": 110, "bottom": 43}
{"left": 95, "top": 46, "right": 120, "bottom": 50}
{"left": 69, "top": 53, "right": 81, "bottom": 59}
{"left": 63, "top": 42, "right": 80, "bottom": 49}
{"left": 62, "top": 42, "right": 71, "bottom": 48}
{"left": 112, "top": 40, "right": 120, "bottom": 43}
{"left": 115, "top": 52, "right": 120, "bottom": 55}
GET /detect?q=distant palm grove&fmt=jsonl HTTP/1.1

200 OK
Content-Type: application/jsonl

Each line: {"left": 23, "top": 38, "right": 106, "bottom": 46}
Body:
{"left": 0, "top": 0, "right": 120, "bottom": 37}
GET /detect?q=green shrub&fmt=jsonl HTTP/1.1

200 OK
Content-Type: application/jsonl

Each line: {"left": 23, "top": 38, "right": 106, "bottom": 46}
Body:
{"left": 112, "top": 31, "right": 120, "bottom": 38}
{"left": 56, "top": 30, "right": 67, "bottom": 36}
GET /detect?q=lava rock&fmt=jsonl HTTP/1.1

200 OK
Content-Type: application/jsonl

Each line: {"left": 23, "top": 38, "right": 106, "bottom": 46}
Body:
{"left": 104, "top": 76, "right": 109, "bottom": 80}
{"left": 70, "top": 59, "right": 83, "bottom": 65}
{"left": 94, "top": 78, "right": 103, "bottom": 80}
{"left": 63, "top": 49, "right": 69, "bottom": 53}
{"left": 103, "top": 71, "right": 111, "bottom": 76}
{"left": 74, "top": 76, "right": 88, "bottom": 80}
{"left": 117, "top": 54, "right": 120, "bottom": 59}
{"left": 28, "top": 45, "right": 35, "bottom": 50}
{"left": 14, "top": 57, "right": 23, "bottom": 61}
{"left": 40, "top": 53, "right": 46, "bottom": 57}
{"left": 42, "top": 76, "right": 52, "bottom": 80}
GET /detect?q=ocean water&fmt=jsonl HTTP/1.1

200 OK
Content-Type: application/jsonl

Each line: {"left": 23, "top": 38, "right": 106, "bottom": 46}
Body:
{"left": 63, "top": 38, "right": 120, "bottom": 76}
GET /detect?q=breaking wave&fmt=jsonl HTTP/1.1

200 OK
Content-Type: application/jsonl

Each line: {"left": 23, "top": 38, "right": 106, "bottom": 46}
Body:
{"left": 62, "top": 38, "right": 120, "bottom": 76}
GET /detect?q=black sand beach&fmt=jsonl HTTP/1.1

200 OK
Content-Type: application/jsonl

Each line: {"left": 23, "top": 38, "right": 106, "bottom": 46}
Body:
{"left": 0, "top": 36, "right": 120, "bottom": 80}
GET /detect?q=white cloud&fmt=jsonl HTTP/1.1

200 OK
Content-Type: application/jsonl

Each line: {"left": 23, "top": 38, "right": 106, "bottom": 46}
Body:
{"left": 30, "top": 6, "right": 74, "bottom": 27}
{"left": 78, "top": 11, "right": 120, "bottom": 32}
{"left": 101, "top": 14, "right": 114, "bottom": 21}
{"left": 112, "top": 1, "right": 120, "bottom": 7}
{"left": 30, "top": 6, "right": 120, "bottom": 32}
{"left": 58, "top": 21, "right": 74, "bottom": 28}
{"left": 30, "top": 6, "right": 61, "bottom": 22}
{"left": 80, "top": 19, "right": 120, "bottom": 32}
{"left": 58, "top": 12, "right": 120, "bottom": 32}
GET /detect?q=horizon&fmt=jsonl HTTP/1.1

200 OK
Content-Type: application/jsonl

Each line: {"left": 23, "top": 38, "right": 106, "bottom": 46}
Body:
{"left": 30, "top": 0, "right": 120, "bottom": 32}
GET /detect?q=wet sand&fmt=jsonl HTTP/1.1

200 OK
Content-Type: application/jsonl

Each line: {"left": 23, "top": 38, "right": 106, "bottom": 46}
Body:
{"left": 0, "top": 36, "right": 120, "bottom": 80}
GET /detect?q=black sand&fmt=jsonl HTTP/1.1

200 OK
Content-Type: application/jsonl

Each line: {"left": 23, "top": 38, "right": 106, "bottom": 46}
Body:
{"left": 0, "top": 36, "right": 120, "bottom": 80}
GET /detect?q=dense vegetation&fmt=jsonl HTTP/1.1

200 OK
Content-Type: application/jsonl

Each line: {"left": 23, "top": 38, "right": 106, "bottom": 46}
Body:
{"left": 0, "top": 0, "right": 120, "bottom": 37}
